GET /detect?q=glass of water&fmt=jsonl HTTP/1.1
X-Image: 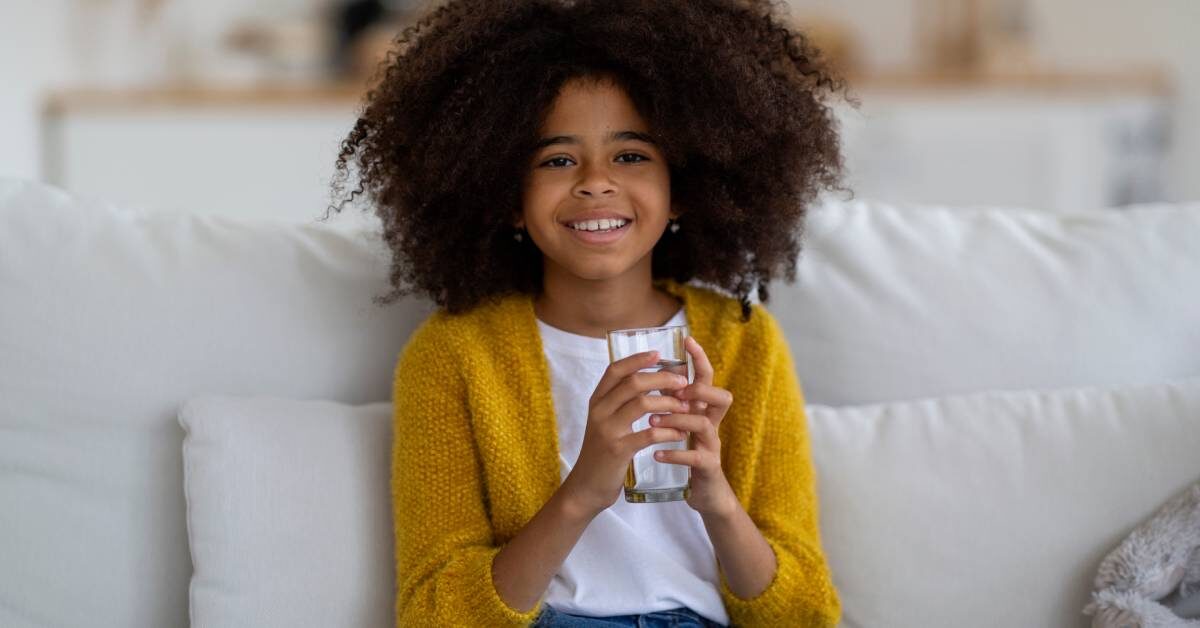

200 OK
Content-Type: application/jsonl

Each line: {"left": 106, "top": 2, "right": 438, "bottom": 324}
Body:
{"left": 606, "top": 324, "right": 694, "bottom": 503}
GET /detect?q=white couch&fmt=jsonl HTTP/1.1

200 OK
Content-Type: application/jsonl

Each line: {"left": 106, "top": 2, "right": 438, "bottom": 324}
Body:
{"left": 2, "top": 177, "right": 1198, "bottom": 628}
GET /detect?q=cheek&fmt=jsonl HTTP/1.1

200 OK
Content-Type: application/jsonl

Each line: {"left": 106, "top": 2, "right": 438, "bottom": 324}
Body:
{"left": 523, "top": 174, "right": 568, "bottom": 201}
{"left": 633, "top": 168, "right": 672, "bottom": 206}
{"left": 520, "top": 198, "right": 564, "bottom": 244}
{"left": 520, "top": 180, "right": 556, "bottom": 217}
{"left": 636, "top": 160, "right": 670, "bottom": 188}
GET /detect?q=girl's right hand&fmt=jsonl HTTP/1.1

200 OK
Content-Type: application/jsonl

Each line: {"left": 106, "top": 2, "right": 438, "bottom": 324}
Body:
{"left": 561, "top": 349, "right": 691, "bottom": 518}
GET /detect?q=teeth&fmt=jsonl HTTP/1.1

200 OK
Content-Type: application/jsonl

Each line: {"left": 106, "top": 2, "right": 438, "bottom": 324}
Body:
{"left": 570, "top": 218, "right": 628, "bottom": 232}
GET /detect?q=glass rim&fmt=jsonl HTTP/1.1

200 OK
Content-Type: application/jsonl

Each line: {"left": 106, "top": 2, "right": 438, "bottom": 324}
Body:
{"left": 605, "top": 323, "right": 689, "bottom": 338}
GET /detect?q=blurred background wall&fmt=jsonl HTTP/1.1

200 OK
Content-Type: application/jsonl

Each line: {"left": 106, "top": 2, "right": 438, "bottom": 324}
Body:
{"left": 1, "top": 0, "right": 1196, "bottom": 222}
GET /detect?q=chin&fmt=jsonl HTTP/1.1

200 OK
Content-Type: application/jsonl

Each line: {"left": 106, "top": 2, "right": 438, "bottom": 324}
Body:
{"left": 555, "top": 257, "right": 636, "bottom": 282}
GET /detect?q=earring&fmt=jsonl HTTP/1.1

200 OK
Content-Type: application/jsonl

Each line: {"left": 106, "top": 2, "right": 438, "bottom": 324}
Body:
{"left": 669, "top": 219, "right": 680, "bottom": 233}
{"left": 513, "top": 227, "right": 524, "bottom": 243}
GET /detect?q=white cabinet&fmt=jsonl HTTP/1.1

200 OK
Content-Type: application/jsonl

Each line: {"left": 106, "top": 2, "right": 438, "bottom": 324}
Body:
{"left": 834, "top": 84, "right": 1170, "bottom": 211}
{"left": 42, "top": 86, "right": 374, "bottom": 226}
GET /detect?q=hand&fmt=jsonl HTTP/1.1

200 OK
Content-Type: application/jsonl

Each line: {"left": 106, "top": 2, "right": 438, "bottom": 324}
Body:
{"left": 562, "top": 349, "right": 693, "bottom": 518}
{"left": 651, "top": 336, "right": 738, "bottom": 518}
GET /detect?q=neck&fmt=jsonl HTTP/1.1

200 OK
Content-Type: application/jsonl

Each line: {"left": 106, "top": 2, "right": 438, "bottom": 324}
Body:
{"left": 534, "top": 261, "right": 681, "bottom": 339}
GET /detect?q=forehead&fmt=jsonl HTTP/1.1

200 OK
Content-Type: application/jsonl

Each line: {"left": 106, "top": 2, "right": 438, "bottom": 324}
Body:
{"left": 540, "top": 78, "right": 649, "bottom": 134}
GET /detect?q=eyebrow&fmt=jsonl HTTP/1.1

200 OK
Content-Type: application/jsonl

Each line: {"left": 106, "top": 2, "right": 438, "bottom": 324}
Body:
{"left": 533, "top": 130, "right": 658, "bottom": 151}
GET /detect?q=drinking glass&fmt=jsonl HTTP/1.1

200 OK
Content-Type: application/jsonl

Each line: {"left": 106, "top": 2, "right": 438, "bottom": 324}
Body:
{"left": 606, "top": 324, "right": 694, "bottom": 503}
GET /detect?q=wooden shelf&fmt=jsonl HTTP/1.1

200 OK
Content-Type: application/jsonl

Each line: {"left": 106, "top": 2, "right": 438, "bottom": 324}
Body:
{"left": 843, "top": 68, "right": 1172, "bottom": 97}
{"left": 42, "top": 81, "right": 369, "bottom": 115}
{"left": 41, "top": 67, "right": 1171, "bottom": 115}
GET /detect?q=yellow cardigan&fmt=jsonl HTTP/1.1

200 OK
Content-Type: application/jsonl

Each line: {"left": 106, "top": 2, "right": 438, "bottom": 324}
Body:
{"left": 391, "top": 278, "right": 841, "bottom": 627}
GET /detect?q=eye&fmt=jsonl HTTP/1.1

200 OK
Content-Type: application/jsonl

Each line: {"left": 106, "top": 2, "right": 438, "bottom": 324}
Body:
{"left": 539, "top": 153, "right": 650, "bottom": 169}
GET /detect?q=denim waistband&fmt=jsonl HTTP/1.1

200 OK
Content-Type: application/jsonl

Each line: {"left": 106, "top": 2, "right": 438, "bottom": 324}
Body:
{"left": 532, "top": 604, "right": 727, "bottom": 628}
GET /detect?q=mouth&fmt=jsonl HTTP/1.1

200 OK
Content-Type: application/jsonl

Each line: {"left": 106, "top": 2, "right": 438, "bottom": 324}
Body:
{"left": 561, "top": 219, "right": 634, "bottom": 246}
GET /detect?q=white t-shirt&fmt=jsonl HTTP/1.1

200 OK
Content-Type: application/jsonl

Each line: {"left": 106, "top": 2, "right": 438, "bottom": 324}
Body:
{"left": 535, "top": 309, "right": 730, "bottom": 625}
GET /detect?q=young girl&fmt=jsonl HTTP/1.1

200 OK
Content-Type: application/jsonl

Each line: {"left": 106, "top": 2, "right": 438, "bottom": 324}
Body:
{"left": 329, "top": 1, "right": 848, "bottom": 625}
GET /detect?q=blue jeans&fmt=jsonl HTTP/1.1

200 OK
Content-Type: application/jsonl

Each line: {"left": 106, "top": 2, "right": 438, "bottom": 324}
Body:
{"left": 532, "top": 604, "right": 727, "bottom": 628}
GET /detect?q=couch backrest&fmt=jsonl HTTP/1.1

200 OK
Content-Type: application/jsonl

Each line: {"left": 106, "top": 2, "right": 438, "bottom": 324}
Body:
{"left": 779, "top": 197, "right": 1200, "bottom": 404}
{"left": 2, "top": 178, "right": 1198, "bottom": 627}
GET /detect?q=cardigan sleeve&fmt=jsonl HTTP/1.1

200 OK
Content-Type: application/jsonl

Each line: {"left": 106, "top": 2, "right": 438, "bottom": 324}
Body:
{"left": 716, "top": 310, "right": 842, "bottom": 627}
{"left": 391, "top": 317, "right": 543, "bottom": 627}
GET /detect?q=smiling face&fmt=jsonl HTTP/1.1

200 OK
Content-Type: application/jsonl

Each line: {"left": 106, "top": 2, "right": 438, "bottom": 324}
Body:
{"left": 518, "top": 76, "right": 676, "bottom": 284}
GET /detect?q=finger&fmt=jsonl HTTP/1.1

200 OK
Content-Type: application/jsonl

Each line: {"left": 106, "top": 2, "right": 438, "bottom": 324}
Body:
{"left": 602, "top": 369, "right": 689, "bottom": 415}
{"left": 667, "top": 386, "right": 705, "bottom": 414}
{"left": 620, "top": 426, "right": 688, "bottom": 453}
{"left": 593, "top": 350, "right": 659, "bottom": 401}
{"left": 611, "top": 391, "right": 690, "bottom": 428}
{"left": 653, "top": 448, "right": 712, "bottom": 470}
{"left": 675, "top": 382, "right": 732, "bottom": 413}
{"left": 649, "top": 413, "right": 716, "bottom": 446}
{"left": 684, "top": 336, "right": 714, "bottom": 385}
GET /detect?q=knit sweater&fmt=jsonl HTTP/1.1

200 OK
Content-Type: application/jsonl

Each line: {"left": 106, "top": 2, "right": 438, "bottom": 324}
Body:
{"left": 390, "top": 278, "right": 842, "bottom": 627}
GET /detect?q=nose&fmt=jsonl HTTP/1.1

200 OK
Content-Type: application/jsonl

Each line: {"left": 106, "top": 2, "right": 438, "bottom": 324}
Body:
{"left": 571, "top": 160, "right": 617, "bottom": 198}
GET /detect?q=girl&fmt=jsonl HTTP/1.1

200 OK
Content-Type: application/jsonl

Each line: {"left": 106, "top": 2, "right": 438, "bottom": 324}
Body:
{"left": 328, "top": 1, "right": 849, "bottom": 625}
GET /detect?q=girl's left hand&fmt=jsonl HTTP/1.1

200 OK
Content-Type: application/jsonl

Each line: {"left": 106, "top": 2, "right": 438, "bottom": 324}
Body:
{"left": 649, "top": 335, "right": 738, "bottom": 518}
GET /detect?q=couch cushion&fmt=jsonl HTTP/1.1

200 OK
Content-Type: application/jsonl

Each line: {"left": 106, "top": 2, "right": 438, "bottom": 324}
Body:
{"left": 808, "top": 375, "right": 1200, "bottom": 628}
{"left": 171, "top": 383, "right": 1200, "bottom": 628}
{"left": 179, "top": 396, "right": 393, "bottom": 628}
{"left": 774, "top": 197, "right": 1200, "bottom": 405}
{"left": 0, "top": 178, "right": 429, "bottom": 628}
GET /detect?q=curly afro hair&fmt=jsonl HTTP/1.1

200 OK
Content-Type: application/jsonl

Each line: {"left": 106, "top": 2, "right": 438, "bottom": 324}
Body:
{"left": 326, "top": 0, "right": 852, "bottom": 322}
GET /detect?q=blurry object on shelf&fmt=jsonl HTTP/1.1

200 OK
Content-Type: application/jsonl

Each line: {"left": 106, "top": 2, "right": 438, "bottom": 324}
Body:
{"left": 348, "top": 21, "right": 406, "bottom": 86}
{"left": 915, "top": 0, "right": 1036, "bottom": 77}
{"left": 915, "top": 0, "right": 981, "bottom": 73}
{"left": 223, "top": 16, "right": 332, "bottom": 84}
{"left": 324, "top": 0, "right": 419, "bottom": 84}
{"left": 330, "top": 0, "right": 386, "bottom": 77}
{"left": 977, "top": 0, "right": 1036, "bottom": 75}
{"left": 67, "top": 0, "right": 180, "bottom": 86}
{"left": 791, "top": 13, "right": 862, "bottom": 78}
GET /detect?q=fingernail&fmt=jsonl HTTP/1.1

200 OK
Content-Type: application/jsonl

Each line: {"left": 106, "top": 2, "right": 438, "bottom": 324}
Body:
{"left": 675, "top": 375, "right": 687, "bottom": 386}
{"left": 650, "top": 415, "right": 660, "bottom": 425}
